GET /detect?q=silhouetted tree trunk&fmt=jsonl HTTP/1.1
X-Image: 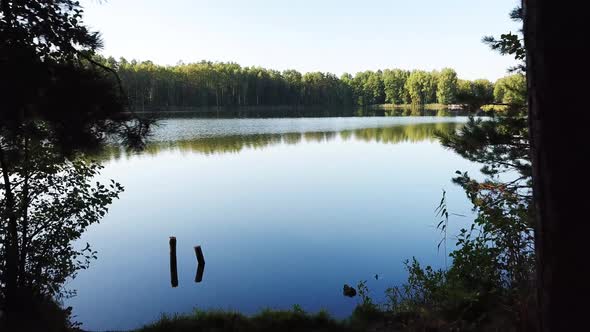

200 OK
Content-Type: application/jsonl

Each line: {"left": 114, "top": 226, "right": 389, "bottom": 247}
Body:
{"left": 524, "top": 1, "right": 590, "bottom": 331}
{"left": 0, "top": 146, "right": 19, "bottom": 309}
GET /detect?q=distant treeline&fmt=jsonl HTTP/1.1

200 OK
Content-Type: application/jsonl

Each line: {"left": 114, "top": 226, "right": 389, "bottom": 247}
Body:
{"left": 95, "top": 56, "right": 526, "bottom": 111}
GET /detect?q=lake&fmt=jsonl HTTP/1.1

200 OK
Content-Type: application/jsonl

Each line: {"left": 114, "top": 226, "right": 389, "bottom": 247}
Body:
{"left": 67, "top": 115, "right": 481, "bottom": 331}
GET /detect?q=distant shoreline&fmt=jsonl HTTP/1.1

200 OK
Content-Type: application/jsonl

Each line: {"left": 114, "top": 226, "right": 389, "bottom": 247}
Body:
{"left": 125, "top": 104, "right": 474, "bottom": 115}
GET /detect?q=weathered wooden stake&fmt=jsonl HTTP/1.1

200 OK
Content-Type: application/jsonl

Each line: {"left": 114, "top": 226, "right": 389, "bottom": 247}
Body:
{"left": 194, "top": 245, "right": 205, "bottom": 265}
{"left": 169, "top": 237, "right": 178, "bottom": 287}
{"left": 194, "top": 245, "right": 205, "bottom": 283}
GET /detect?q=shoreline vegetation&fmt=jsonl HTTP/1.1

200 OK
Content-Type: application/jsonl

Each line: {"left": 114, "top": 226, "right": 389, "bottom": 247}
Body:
{"left": 137, "top": 308, "right": 356, "bottom": 332}
{"left": 135, "top": 306, "right": 422, "bottom": 332}
{"left": 131, "top": 103, "right": 459, "bottom": 113}
{"left": 124, "top": 108, "right": 474, "bottom": 122}
{"left": 126, "top": 104, "right": 483, "bottom": 119}
{"left": 95, "top": 56, "right": 525, "bottom": 114}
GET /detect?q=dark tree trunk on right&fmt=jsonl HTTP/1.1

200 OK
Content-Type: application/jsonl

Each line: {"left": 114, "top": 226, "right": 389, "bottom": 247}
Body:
{"left": 524, "top": 1, "right": 590, "bottom": 330}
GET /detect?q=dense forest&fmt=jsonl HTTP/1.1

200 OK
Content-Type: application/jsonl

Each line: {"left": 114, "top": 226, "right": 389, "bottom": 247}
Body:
{"left": 95, "top": 56, "right": 525, "bottom": 111}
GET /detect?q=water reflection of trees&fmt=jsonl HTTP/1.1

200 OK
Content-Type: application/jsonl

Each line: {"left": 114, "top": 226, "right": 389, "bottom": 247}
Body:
{"left": 98, "top": 122, "right": 461, "bottom": 161}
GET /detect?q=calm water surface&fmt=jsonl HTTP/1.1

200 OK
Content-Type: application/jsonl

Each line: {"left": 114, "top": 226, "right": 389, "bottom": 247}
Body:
{"left": 68, "top": 116, "right": 481, "bottom": 331}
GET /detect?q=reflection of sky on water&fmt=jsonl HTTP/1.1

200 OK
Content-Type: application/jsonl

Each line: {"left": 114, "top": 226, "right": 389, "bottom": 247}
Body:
{"left": 68, "top": 117, "right": 480, "bottom": 331}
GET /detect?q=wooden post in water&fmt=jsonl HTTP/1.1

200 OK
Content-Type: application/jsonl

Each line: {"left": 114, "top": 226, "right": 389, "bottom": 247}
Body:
{"left": 194, "top": 245, "right": 205, "bottom": 265}
{"left": 194, "top": 245, "right": 205, "bottom": 283}
{"left": 169, "top": 237, "right": 178, "bottom": 287}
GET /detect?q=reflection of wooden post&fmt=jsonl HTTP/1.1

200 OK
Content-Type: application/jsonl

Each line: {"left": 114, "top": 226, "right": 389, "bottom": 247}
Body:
{"left": 195, "top": 262, "right": 205, "bottom": 283}
{"left": 169, "top": 237, "right": 178, "bottom": 287}
{"left": 194, "top": 246, "right": 205, "bottom": 283}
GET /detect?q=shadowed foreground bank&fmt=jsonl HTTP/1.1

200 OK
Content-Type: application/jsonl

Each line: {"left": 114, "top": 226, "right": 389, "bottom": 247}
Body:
{"left": 135, "top": 304, "right": 520, "bottom": 332}
{"left": 137, "top": 309, "right": 354, "bottom": 332}
{"left": 135, "top": 307, "right": 415, "bottom": 332}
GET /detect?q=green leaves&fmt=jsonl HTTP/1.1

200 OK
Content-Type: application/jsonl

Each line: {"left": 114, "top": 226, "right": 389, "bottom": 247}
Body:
{"left": 434, "top": 190, "right": 449, "bottom": 254}
{"left": 383, "top": 69, "right": 410, "bottom": 105}
{"left": 493, "top": 74, "right": 527, "bottom": 106}
{"left": 0, "top": 131, "right": 124, "bottom": 299}
{"left": 101, "top": 55, "right": 511, "bottom": 111}
{"left": 455, "top": 79, "right": 495, "bottom": 107}
{"left": 483, "top": 33, "right": 525, "bottom": 61}
{"left": 435, "top": 113, "right": 534, "bottom": 324}
{"left": 436, "top": 68, "right": 458, "bottom": 105}
{"left": 482, "top": 7, "right": 525, "bottom": 73}
{"left": 405, "top": 70, "right": 437, "bottom": 105}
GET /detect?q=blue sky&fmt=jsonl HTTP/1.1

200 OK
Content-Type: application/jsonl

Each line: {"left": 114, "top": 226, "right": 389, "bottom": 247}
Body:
{"left": 82, "top": 0, "right": 521, "bottom": 81}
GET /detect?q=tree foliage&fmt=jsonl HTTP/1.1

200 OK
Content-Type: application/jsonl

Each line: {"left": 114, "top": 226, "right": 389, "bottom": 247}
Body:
{"left": 1, "top": 127, "right": 123, "bottom": 298}
{"left": 1, "top": 0, "right": 152, "bottom": 153}
{"left": 482, "top": 6, "right": 525, "bottom": 73}
{"left": 357, "top": 5, "right": 534, "bottom": 330}
{"left": 1, "top": 1, "right": 150, "bottom": 329}
{"left": 94, "top": 56, "right": 507, "bottom": 110}
{"left": 455, "top": 79, "right": 495, "bottom": 108}
{"left": 494, "top": 74, "right": 527, "bottom": 105}
{"left": 383, "top": 69, "right": 410, "bottom": 105}
{"left": 366, "top": 114, "right": 533, "bottom": 330}
{"left": 436, "top": 68, "right": 459, "bottom": 105}
{"left": 405, "top": 70, "right": 438, "bottom": 105}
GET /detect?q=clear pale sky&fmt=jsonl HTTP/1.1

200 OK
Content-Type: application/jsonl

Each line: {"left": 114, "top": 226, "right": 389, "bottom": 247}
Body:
{"left": 82, "top": 0, "right": 521, "bottom": 81}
